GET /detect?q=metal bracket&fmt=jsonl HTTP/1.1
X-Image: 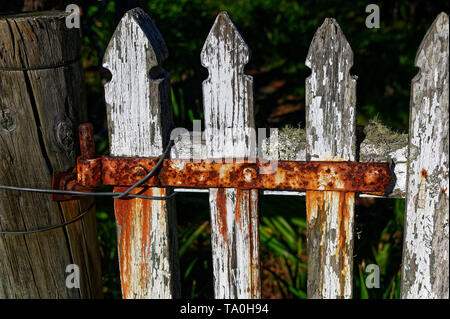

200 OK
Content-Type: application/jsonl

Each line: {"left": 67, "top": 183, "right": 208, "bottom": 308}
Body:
{"left": 51, "top": 170, "right": 93, "bottom": 201}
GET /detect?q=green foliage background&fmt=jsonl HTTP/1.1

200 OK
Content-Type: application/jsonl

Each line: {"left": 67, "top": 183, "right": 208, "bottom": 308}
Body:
{"left": 80, "top": 0, "right": 449, "bottom": 298}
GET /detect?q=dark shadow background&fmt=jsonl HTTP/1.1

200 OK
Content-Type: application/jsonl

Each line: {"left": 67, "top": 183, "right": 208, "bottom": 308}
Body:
{"left": 1, "top": 0, "right": 448, "bottom": 298}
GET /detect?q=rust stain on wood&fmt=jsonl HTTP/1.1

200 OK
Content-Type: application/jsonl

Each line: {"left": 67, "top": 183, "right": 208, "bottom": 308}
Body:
{"left": 140, "top": 191, "right": 152, "bottom": 288}
{"left": 113, "top": 186, "right": 132, "bottom": 297}
{"left": 235, "top": 189, "right": 243, "bottom": 231}
{"left": 114, "top": 186, "right": 153, "bottom": 299}
{"left": 306, "top": 190, "right": 354, "bottom": 298}
{"left": 216, "top": 188, "right": 228, "bottom": 241}
{"left": 248, "top": 189, "right": 261, "bottom": 297}
{"left": 338, "top": 192, "right": 354, "bottom": 296}
{"left": 421, "top": 168, "right": 427, "bottom": 179}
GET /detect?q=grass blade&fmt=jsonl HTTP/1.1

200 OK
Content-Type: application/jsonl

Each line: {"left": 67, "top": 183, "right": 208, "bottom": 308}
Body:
{"left": 179, "top": 221, "right": 208, "bottom": 257}
{"left": 359, "top": 265, "right": 370, "bottom": 299}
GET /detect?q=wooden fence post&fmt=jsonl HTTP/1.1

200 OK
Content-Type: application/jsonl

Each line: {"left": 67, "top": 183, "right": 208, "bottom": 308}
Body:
{"left": 0, "top": 11, "right": 102, "bottom": 298}
{"left": 305, "top": 18, "right": 357, "bottom": 299}
{"left": 201, "top": 12, "right": 261, "bottom": 298}
{"left": 401, "top": 12, "right": 449, "bottom": 299}
{"left": 103, "top": 8, "right": 180, "bottom": 298}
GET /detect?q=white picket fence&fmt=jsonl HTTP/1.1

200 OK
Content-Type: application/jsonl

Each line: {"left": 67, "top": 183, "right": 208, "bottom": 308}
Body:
{"left": 103, "top": 8, "right": 449, "bottom": 299}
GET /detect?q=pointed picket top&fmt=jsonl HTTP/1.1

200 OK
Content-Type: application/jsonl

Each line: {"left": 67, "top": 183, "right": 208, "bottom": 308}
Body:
{"left": 414, "top": 12, "right": 448, "bottom": 71}
{"left": 201, "top": 11, "right": 254, "bottom": 159}
{"left": 103, "top": 7, "right": 170, "bottom": 157}
{"left": 201, "top": 11, "right": 250, "bottom": 71}
{"left": 104, "top": 8, "right": 168, "bottom": 74}
{"left": 402, "top": 12, "right": 449, "bottom": 299}
{"left": 305, "top": 18, "right": 356, "bottom": 161}
{"left": 306, "top": 18, "right": 353, "bottom": 75}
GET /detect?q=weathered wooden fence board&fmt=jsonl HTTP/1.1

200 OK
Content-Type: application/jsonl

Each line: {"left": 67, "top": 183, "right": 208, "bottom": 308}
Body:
{"left": 0, "top": 11, "right": 102, "bottom": 298}
{"left": 201, "top": 12, "right": 261, "bottom": 298}
{"left": 401, "top": 12, "right": 449, "bottom": 299}
{"left": 103, "top": 8, "right": 180, "bottom": 299}
{"left": 305, "top": 18, "right": 356, "bottom": 299}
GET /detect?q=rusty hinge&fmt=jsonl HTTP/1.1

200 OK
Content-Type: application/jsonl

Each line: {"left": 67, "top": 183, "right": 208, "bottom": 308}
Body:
{"left": 52, "top": 123, "right": 392, "bottom": 200}
{"left": 51, "top": 123, "right": 97, "bottom": 201}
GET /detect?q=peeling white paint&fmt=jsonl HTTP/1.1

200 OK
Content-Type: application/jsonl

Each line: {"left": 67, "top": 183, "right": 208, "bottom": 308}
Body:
{"left": 402, "top": 12, "right": 449, "bottom": 299}
{"left": 305, "top": 18, "right": 356, "bottom": 299}
{"left": 103, "top": 11, "right": 165, "bottom": 157}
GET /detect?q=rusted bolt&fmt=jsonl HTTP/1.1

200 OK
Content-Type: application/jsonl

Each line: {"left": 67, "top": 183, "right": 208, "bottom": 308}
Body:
{"left": 242, "top": 167, "right": 258, "bottom": 184}
{"left": 364, "top": 169, "right": 380, "bottom": 185}
{"left": 79, "top": 123, "right": 95, "bottom": 159}
{"left": 129, "top": 166, "right": 147, "bottom": 182}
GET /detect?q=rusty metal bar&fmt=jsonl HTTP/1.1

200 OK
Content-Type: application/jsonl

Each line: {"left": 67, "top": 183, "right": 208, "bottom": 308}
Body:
{"left": 77, "top": 156, "right": 391, "bottom": 195}
{"left": 70, "top": 123, "right": 392, "bottom": 196}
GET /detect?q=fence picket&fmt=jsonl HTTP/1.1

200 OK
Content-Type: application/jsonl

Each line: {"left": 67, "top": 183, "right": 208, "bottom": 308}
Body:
{"left": 201, "top": 12, "right": 261, "bottom": 298}
{"left": 103, "top": 8, "right": 180, "bottom": 298}
{"left": 305, "top": 18, "right": 357, "bottom": 298}
{"left": 401, "top": 12, "right": 449, "bottom": 299}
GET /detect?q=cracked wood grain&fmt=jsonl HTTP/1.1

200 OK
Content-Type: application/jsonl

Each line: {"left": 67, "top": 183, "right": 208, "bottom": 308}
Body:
{"left": 201, "top": 12, "right": 261, "bottom": 299}
{"left": 103, "top": 8, "right": 179, "bottom": 299}
{"left": 305, "top": 18, "right": 356, "bottom": 299}
{"left": 401, "top": 12, "right": 449, "bottom": 299}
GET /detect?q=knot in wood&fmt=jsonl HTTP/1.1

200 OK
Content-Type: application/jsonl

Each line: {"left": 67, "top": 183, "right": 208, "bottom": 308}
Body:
{"left": 0, "top": 109, "right": 16, "bottom": 132}
{"left": 55, "top": 121, "right": 74, "bottom": 153}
